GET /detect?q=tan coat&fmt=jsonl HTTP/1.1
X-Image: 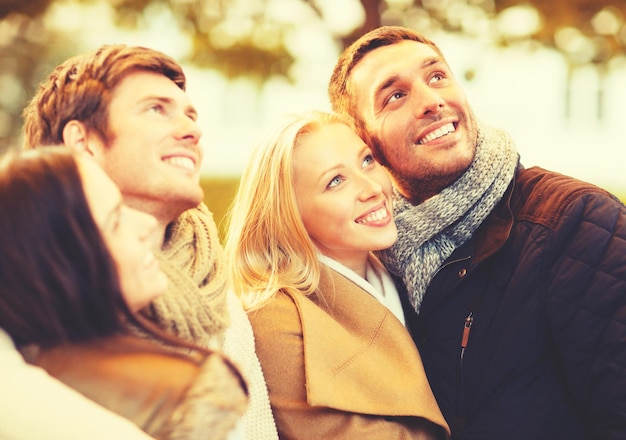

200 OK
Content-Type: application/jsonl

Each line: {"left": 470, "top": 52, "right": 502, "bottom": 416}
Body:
{"left": 22, "top": 335, "right": 248, "bottom": 440}
{"left": 249, "top": 265, "right": 450, "bottom": 440}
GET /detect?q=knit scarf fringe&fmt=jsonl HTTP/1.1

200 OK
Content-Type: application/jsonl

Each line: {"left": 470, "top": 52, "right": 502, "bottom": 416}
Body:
{"left": 143, "top": 203, "right": 229, "bottom": 349}
{"left": 378, "top": 123, "right": 519, "bottom": 313}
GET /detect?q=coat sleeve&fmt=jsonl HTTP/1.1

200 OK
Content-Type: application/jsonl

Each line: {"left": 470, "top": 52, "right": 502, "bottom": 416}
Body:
{"left": 0, "top": 328, "right": 155, "bottom": 440}
{"left": 249, "top": 292, "right": 446, "bottom": 440}
{"left": 546, "top": 190, "right": 626, "bottom": 439}
{"left": 160, "top": 351, "right": 249, "bottom": 440}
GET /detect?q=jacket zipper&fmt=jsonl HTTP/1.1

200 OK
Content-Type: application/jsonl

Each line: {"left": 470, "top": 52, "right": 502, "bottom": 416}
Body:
{"left": 460, "top": 311, "right": 473, "bottom": 364}
{"left": 456, "top": 311, "right": 474, "bottom": 429}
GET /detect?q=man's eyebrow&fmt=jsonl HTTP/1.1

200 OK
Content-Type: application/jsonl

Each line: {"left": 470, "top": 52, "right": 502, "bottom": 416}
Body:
{"left": 373, "top": 55, "right": 444, "bottom": 100}
{"left": 422, "top": 56, "right": 442, "bottom": 69}
{"left": 136, "top": 95, "right": 198, "bottom": 118}
{"left": 374, "top": 76, "right": 400, "bottom": 101}
{"left": 138, "top": 95, "right": 172, "bottom": 105}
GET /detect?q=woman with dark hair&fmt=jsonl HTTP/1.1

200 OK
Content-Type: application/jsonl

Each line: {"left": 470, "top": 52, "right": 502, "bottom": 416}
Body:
{"left": 0, "top": 147, "right": 247, "bottom": 440}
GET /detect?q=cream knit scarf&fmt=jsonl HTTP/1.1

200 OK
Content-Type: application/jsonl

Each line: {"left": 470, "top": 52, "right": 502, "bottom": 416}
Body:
{"left": 143, "top": 203, "right": 229, "bottom": 348}
{"left": 378, "top": 123, "right": 519, "bottom": 313}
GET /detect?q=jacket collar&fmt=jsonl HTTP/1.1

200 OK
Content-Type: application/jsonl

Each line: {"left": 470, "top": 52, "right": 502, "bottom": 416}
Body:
{"left": 286, "top": 266, "right": 449, "bottom": 430}
{"left": 473, "top": 170, "right": 517, "bottom": 264}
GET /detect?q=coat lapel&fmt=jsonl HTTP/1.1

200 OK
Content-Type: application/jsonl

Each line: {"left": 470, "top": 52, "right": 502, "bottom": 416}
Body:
{"left": 288, "top": 265, "right": 447, "bottom": 428}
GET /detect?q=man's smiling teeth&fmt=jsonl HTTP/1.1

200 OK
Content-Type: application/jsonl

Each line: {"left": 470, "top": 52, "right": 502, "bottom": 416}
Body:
{"left": 164, "top": 156, "right": 195, "bottom": 171}
{"left": 356, "top": 206, "right": 388, "bottom": 224}
{"left": 418, "top": 122, "right": 455, "bottom": 144}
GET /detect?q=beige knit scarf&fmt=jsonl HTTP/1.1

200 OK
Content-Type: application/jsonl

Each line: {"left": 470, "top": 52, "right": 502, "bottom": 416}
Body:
{"left": 378, "top": 123, "right": 519, "bottom": 313}
{"left": 142, "top": 203, "right": 229, "bottom": 349}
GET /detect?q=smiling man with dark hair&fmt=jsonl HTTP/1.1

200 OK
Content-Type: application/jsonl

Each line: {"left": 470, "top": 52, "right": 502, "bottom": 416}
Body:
{"left": 329, "top": 25, "right": 626, "bottom": 440}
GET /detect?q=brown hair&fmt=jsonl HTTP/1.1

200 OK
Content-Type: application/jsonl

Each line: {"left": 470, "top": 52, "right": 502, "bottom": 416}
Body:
{"left": 22, "top": 44, "right": 186, "bottom": 149}
{"left": 0, "top": 147, "right": 134, "bottom": 346}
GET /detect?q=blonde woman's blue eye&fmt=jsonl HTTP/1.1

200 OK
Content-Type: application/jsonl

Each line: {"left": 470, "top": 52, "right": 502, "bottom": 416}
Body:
{"left": 328, "top": 176, "right": 343, "bottom": 188}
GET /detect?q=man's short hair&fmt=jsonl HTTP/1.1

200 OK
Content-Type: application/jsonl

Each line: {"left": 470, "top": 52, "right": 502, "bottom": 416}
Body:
{"left": 23, "top": 44, "right": 186, "bottom": 149}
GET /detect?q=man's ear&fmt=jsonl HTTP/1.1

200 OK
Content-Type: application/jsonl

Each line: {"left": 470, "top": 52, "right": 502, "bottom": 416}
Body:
{"left": 62, "top": 121, "right": 95, "bottom": 156}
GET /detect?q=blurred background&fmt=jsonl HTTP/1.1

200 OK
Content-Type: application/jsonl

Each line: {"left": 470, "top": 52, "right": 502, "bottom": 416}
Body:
{"left": 1, "top": 0, "right": 625, "bottom": 232}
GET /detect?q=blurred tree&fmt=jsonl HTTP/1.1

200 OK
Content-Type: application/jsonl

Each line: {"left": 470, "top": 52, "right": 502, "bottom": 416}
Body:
{"left": 0, "top": 0, "right": 48, "bottom": 17}
{"left": 1, "top": 0, "right": 625, "bottom": 151}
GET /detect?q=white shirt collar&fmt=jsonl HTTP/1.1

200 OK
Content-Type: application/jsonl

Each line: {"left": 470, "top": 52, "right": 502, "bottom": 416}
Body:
{"left": 317, "top": 253, "right": 406, "bottom": 326}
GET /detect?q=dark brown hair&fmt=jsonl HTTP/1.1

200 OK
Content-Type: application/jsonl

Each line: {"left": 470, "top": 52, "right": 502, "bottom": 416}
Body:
{"left": 22, "top": 44, "right": 186, "bottom": 149}
{"left": 0, "top": 147, "right": 139, "bottom": 347}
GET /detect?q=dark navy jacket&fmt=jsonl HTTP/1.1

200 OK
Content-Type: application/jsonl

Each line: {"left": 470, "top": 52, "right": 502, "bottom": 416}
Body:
{"left": 402, "top": 166, "right": 626, "bottom": 440}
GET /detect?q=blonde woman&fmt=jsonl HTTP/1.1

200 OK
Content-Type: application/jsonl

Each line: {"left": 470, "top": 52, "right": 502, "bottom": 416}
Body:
{"left": 225, "top": 111, "right": 450, "bottom": 440}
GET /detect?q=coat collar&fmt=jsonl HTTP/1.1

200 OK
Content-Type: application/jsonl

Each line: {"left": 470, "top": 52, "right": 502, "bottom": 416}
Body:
{"left": 473, "top": 170, "right": 516, "bottom": 264}
{"left": 286, "top": 266, "right": 449, "bottom": 433}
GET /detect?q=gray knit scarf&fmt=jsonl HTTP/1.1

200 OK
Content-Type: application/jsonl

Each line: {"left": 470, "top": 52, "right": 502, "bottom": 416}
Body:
{"left": 378, "top": 123, "right": 519, "bottom": 313}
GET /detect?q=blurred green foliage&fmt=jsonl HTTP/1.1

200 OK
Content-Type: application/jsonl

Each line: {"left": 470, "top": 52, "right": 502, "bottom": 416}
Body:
{"left": 2, "top": 0, "right": 626, "bottom": 151}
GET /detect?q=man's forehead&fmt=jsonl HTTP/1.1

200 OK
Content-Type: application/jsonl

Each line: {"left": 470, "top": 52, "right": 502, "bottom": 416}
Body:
{"left": 349, "top": 41, "right": 442, "bottom": 105}
{"left": 351, "top": 40, "right": 439, "bottom": 85}
{"left": 111, "top": 70, "right": 193, "bottom": 105}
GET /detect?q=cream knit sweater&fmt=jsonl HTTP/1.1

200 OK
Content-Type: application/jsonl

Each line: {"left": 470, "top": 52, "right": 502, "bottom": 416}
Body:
{"left": 147, "top": 203, "right": 278, "bottom": 440}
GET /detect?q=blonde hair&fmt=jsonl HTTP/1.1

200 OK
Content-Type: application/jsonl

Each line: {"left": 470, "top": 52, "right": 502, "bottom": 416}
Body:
{"left": 224, "top": 110, "right": 352, "bottom": 311}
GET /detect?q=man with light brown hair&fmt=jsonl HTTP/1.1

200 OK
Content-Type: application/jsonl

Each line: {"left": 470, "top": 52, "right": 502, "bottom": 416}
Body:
{"left": 11, "top": 44, "right": 277, "bottom": 440}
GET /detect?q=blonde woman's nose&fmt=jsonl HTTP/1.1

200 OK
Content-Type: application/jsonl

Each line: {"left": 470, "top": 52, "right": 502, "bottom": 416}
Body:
{"left": 358, "top": 173, "right": 383, "bottom": 201}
